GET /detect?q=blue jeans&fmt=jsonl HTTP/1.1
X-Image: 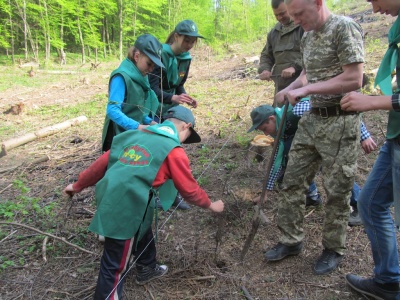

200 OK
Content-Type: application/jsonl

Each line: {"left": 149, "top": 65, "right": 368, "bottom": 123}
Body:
{"left": 308, "top": 181, "right": 360, "bottom": 207}
{"left": 358, "top": 140, "right": 400, "bottom": 284}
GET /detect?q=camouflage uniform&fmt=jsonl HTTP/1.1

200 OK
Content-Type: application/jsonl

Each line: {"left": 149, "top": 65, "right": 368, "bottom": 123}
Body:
{"left": 277, "top": 15, "right": 364, "bottom": 255}
{"left": 259, "top": 21, "right": 304, "bottom": 94}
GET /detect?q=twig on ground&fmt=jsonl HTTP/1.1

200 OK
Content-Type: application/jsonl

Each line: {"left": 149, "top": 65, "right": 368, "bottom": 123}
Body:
{"left": 0, "top": 221, "right": 97, "bottom": 255}
{"left": 0, "top": 183, "right": 12, "bottom": 194}
{"left": 0, "top": 229, "right": 17, "bottom": 243}
{"left": 240, "top": 286, "right": 254, "bottom": 300}
{"left": 73, "top": 285, "right": 96, "bottom": 298}
{"left": 42, "top": 236, "right": 48, "bottom": 262}
{"left": 305, "top": 208, "right": 316, "bottom": 218}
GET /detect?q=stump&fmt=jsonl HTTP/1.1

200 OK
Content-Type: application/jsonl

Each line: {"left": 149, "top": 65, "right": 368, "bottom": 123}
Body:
{"left": 247, "top": 135, "right": 274, "bottom": 168}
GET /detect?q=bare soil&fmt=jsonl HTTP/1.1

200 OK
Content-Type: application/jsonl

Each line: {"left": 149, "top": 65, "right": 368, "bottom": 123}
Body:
{"left": 0, "top": 5, "right": 397, "bottom": 300}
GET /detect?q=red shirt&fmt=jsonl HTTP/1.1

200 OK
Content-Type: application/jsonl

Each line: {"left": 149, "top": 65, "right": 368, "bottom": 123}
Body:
{"left": 73, "top": 148, "right": 211, "bottom": 208}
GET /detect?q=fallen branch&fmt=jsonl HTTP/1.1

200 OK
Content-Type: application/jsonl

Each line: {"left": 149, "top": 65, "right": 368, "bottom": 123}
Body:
{"left": 0, "top": 221, "right": 97, "bottom": 256}
{"left": 1, "top": 116, "right": 88, "bottom": 157}
{"left": 42, "top": 236, "right": 48, "bottom": 262}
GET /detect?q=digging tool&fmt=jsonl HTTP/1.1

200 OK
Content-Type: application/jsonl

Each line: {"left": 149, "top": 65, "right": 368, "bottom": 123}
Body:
{"left": 240, "top": 97, "right": 290, "bottom": 261}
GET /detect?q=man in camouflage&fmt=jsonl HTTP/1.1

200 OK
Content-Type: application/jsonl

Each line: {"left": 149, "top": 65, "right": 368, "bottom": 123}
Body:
{"left": 264, "top": 0, "right": 364, "bottom": 275}
{"left": 258, "top": 0, "right": 304, "bottom": 105}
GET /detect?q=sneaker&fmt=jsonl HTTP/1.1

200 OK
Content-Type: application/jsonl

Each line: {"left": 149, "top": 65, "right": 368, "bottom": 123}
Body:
{"left": 306, "top": 193, "right": 322, "bottom": 207}
{"left": 346, "top": 274, "right": 400, "bottom": 300}
{"left": 313, "top": 249, "right": 343, "bottom": 275}
{"left": 135, "top": 264, "right": 168, "bottom": 285}
{"left": 348, "top": 209, "right": 362, "bottom": 226}
{"left": 172, "top": 194, "right": 190, "bottom": 210}
{"left": 264, "top": 242, "right": 303, "bottom": 261}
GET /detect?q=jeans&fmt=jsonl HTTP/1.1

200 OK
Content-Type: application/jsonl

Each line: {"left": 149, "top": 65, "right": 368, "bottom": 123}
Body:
{"left": 358, "top": 140, "right": 400, "bottom": 284}
{"left": 307, "top": 181, "right": 360, "bottom": 207}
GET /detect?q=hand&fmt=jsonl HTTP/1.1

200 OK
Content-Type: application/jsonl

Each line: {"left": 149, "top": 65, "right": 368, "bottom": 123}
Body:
{"left": 361, "top": 137, "right": 377, "bottom": 154}
{"left": 285, "top": 89, "right": 306, "bottom": 106}
{"left": 259, "top": 70, "right": 272, "bottom": 81}
{"left": 281, "top": 67, "right": 295, "bottom": 79}
{"left": 171, "top": 94, "right": 196, "bottom": 107}
{"left": 208, "top": 200, "right": 224, "bottom": 212}
{"left": 64, "top": 183, "right": 77, "bottom": 197}
{"left": 275, "top": 90, "right": 286, "bottom": 106}
{"left": 341, "top": 92, "right": 373, "bottom": 112}
{"left": 138, "top": 124, "right": 150, "bottom": 130}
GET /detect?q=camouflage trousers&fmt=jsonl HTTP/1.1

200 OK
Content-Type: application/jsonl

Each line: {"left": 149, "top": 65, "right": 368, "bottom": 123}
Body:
{"left": 277, "top": 112, "right": 360, "bottom": 255}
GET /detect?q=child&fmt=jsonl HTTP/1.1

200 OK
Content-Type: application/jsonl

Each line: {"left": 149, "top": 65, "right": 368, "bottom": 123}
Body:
{"left": 102, "top": 34, "right": 163, "bottom": 152}
{"left": 248, "top": 99, "right": 376, "bottom": 225}
{"left": 65, "top": 106, "right": 224, "bottom": 299}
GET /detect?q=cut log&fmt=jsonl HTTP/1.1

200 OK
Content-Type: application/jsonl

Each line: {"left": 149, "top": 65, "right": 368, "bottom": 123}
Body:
{"left": 1, "top": 116, "right": 88, "bottom": 157}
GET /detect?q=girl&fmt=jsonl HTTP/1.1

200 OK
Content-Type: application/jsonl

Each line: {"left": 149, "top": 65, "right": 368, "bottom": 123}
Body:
{"left": 102, "top": 34, "right": 163, "bottom": 152}
{"left": 149, "top": 20, "right": 203, "bottom": 120}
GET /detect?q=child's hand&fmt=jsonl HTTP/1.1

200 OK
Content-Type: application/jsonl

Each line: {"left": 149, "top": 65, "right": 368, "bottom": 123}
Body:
{"left": 208, "top": 200, "right": 224, "bottom": 212}
{"left": 64, "top": 183, "right": 77, "bottom": 197}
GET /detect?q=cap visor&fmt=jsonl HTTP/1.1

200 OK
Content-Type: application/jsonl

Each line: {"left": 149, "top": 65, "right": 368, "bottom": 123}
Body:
{"left": 186, "top": 33, "right": 205, "bottom": 39}
{"left": 247, "top": 125, "right": 257, "bottom": 133}
{"left": 146, "top": 52, "right": 165, "bottom": 69}
{"left": 183, "top": 128, "right": 201, "bottom": 144}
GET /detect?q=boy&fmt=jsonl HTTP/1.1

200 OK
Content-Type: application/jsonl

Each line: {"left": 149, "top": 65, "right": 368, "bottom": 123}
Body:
{"left": 65, "top": 106, "right": 224, "bottom": 299}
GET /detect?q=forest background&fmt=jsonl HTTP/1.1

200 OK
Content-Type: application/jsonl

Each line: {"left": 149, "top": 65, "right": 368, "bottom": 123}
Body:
{"left": 1, "top": 0, "right": 348, "bottom": 64}
{"left": 0, "top": 0, "right": 396, "bottom": 299}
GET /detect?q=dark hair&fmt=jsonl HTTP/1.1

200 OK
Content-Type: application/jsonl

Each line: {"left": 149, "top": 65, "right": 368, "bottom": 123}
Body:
{"left": 271, "top": 0, "right": 284, "bottom": 9}
{"left": 127, "top": 47, "right": 140, "bottom": 62}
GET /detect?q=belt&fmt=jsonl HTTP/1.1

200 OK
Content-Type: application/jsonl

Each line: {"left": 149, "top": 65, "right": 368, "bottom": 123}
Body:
{"left": 310, "top": 106, "right": 358, "bottom": 118}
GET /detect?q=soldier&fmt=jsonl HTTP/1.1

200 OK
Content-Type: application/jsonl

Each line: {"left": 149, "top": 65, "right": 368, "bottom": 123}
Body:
{"left": 258, "top": 0, "right": 304, "bottom": 106}
{"left": 265, "top": 0, "right": 364, "bottom": 275}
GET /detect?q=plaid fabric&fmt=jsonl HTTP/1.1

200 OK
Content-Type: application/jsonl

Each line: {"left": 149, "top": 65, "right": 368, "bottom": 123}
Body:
{"left": 266, "top": 99, "right": 371, "bottom": 190}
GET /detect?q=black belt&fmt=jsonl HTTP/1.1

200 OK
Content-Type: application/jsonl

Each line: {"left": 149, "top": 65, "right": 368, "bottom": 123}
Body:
{"left": 310, "top": 106, "right": 358, "bottom": 118}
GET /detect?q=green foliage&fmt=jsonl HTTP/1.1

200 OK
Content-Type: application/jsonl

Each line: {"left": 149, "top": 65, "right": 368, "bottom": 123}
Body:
{"left": 0, "top": 179, "right": 57, "bottom": 222}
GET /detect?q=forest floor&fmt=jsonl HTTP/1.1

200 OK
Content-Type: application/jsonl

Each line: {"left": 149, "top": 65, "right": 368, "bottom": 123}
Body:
{"left": 0, "top": 2, "right": 398, "bottom": 300}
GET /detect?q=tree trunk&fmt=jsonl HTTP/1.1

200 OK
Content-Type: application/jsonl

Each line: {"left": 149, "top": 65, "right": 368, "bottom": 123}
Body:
{"left": 77, "top": 16, "right": 85, "bottom": 64}
{"left": 118, "top": 0, "right": 123, "bottom": 61}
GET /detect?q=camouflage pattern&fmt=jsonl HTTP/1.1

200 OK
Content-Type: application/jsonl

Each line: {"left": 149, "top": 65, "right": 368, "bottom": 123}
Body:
{"left": 301, "top": 15, "right": 364, "bottom": 107}
{"left": 277, "top": 113, "right": 360, "bottom": 255}
{"left": 259, "top": 21, "right": 304, "bottom": 94}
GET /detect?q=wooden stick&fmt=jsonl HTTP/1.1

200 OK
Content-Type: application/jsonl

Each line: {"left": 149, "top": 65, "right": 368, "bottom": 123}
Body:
{"left": 42, "top": 236, "right": 48, "bottom": 262}
{"left": 0, "top": 116, "right": 87, "bottom": 157}
{"left": 0, "top": 221, "right": 97, "bottom": 255}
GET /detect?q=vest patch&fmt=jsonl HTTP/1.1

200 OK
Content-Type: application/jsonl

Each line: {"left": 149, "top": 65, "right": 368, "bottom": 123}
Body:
{"left": 118, "top": 144, "right": 152, "bottom": 167}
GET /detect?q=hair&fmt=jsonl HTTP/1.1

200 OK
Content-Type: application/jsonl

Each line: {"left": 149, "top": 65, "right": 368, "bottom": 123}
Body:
{"left": 127, "top": 47, "right": 140, "bottom": 62}
{"left": 272, "top": 0, "right": 284, "bottom": 9}
{"left": 165, "top": 31, "right": 198, "bottom": 46}
{"left": 166, "top": 31, "right": 178, "bottom": 44}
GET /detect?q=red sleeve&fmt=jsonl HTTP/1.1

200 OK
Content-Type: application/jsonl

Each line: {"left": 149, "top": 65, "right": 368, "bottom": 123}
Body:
{"left": 73, "top": 151, "right": 110, "bottom": 192}
{"left": 153, "top": 147, "right": 211, "bottom": 208}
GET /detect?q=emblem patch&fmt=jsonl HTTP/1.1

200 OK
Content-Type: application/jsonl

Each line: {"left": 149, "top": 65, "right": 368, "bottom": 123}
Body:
{"left": 118, "top": 144, "right": 152, "bottom": 167}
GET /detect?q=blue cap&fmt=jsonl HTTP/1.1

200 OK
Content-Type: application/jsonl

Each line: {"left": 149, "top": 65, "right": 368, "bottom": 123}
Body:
{"left": 175, "top": 20, "right": 204, "bottom": 39}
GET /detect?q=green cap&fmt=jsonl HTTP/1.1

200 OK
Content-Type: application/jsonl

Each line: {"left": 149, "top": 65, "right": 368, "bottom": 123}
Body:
{"left": 247, "top": 105, "right": 275, "bottom": 133}
{"left": 164, "top": 106, "right": 201, "bottom": 144}
{"left": 174, "top": 20, "right": 204, "bottom": 39}
{"left": 134, "top": 34, "right": 164, "bottom": 68}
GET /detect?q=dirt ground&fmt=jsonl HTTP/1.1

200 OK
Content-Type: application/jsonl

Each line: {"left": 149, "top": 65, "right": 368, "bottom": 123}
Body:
{"left": 0, "top": 4, "right": 398, "bottom": 300}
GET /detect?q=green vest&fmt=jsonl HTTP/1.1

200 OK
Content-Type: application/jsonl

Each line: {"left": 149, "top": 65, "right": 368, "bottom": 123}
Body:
{"left": 102, "top": 59, "right": 159, "bottom": 150}
{"left": 158, "top": 44, "right": 191, "bottom": 115}
{"left": 90, "top": 121, "right": 181, "bottom": 240}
